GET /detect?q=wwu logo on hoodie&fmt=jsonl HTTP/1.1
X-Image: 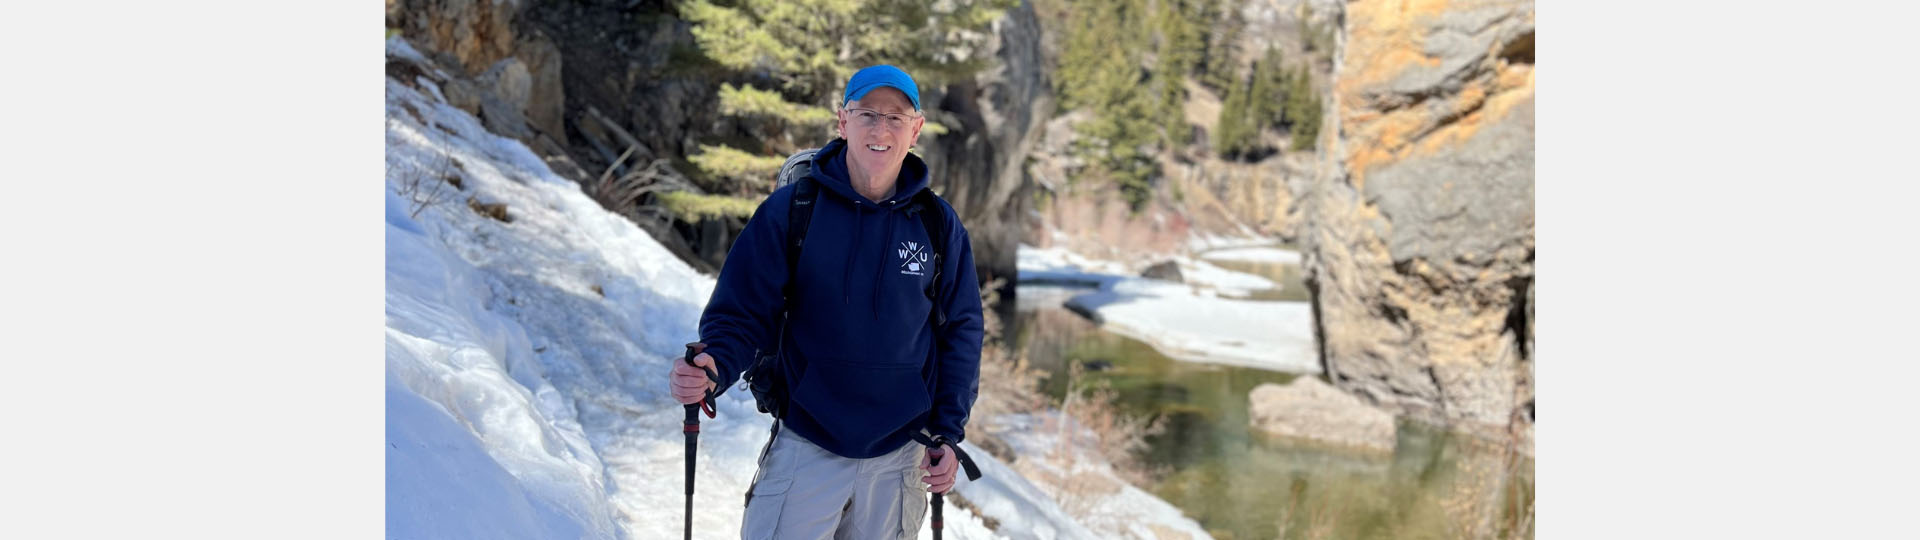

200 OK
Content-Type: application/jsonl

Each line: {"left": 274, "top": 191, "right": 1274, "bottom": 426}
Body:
{"left": 897, "top": 241, "right": 929, "bottom": 276}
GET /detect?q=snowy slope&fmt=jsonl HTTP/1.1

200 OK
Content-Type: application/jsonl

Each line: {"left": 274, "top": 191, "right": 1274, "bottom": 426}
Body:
{"left": 385, "top": 36, "right": 828, "bottom": 539}
{"left": 385, "top": 37, "right": 1213, "bottom": 540}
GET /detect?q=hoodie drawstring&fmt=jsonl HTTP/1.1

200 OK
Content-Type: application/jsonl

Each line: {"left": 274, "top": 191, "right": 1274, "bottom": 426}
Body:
{"left": 843, "top": 204, "right": 864, "bottom": 305}
{"left": 874, "top": 209, "right": 900, "bottom": 320}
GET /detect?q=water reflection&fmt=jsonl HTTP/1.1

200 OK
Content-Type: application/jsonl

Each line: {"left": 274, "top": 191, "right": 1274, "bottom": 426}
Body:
{"left": 1010, "top": 284, "right": 1533, "bottom": 539}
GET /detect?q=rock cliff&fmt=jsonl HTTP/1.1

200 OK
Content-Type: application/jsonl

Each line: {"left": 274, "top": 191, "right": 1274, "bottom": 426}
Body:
{"left": 1302, "top": 0, "right": 1535, "bottom": 432}
{"left": 914, "top": 0, "right": 1053, "bottom": 296}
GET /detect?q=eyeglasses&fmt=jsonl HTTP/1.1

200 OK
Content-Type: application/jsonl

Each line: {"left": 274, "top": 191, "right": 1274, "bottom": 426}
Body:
{"left": 844, "top": 108, "right": 920, "bottom": 131}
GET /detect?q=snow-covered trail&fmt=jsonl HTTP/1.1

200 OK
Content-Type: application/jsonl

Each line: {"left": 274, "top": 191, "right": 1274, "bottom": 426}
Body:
{"left": 383, "top": 38, "right": 1015, "bottom": 539}
{"left": 384, "top": 42, "right": 776, "bottom": 538}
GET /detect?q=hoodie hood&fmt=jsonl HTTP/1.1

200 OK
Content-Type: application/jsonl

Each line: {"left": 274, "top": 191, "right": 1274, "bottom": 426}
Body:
{"left": 811, "top": 138, "right": 931, "bottom": 207}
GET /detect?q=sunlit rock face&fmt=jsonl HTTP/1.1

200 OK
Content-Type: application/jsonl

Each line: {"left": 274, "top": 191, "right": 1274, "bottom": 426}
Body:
{"left": 1302, "top": 0, "right": 1534, "bottom": 433}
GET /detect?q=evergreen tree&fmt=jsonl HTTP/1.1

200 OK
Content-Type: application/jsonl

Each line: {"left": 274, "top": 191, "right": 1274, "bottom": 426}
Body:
{"left": 1213, "top": 66, "right": 1252, "bottom": 158}
{"left": 1247, "top": 47, "right": 1286, "bottom": 134}
{"left": 1155, "top": 0, "right": 1206, "bottom": 147}
{"left": 1056, "top": 0, "right": 1162, "bottom": 211}
{"left": 1213, "top": 46, "right": 1327, "bottom": 159}
{"left": 679, "top": 0, "right": 1012, "bottom": 210}
{"left": 1285, "top": 66, "right": 1322, "bottom": 151}
{"left": 1199, "top": 0, "right": 1243, "bottom": 93}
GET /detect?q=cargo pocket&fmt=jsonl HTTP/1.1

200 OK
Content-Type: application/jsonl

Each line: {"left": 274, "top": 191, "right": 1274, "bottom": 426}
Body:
{"left": 898, "top": 469, "right": 929, "bottom": 539}
{"left": 743, "top": 476, "right": 792, "bottom": 540}
{"left": 744, "top": 432, "right": 797, "bottom": 540}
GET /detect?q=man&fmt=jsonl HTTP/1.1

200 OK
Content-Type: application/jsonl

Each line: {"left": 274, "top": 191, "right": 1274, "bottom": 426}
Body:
{"left": 668, "top": 64, "right": 984, "bottom": 539}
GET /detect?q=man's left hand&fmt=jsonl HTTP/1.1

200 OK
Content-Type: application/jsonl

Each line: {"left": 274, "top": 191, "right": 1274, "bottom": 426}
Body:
{"left": 920, "top": 443, "right": 958, "bottom": 493}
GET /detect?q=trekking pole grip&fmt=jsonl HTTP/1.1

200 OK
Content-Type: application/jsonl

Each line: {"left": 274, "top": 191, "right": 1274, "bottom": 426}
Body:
{"left": 684, "top": 342, "right": 716, "bottom": 418}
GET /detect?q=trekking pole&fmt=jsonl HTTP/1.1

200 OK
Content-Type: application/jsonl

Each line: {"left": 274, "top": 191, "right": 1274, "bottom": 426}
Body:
{"left": 683, "top": 342, "right": 717, "bottom": 540}
{"left": 929, "top": 449, "right": 945, "bottom": 540}
{"left": 912, "top": 433, "right": 983, "bottom": 540}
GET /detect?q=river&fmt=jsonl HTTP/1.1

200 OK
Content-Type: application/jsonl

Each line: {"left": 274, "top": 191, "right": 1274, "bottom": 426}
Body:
{"left": 1010, "top": 252, "right": 1534, "bottom": 540}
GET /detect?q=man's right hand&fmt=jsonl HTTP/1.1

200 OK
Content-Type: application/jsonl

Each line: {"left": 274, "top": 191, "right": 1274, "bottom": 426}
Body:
{"left": 670, "top": 352, "right": 718, "bottom": 405}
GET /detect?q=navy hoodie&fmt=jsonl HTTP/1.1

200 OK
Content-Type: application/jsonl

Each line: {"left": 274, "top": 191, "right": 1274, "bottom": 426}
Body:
{"left": 697, "top": 138, "right": 985, "bottom": 459}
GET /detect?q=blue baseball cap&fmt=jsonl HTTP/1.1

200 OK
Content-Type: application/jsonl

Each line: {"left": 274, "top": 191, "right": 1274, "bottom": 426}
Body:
{"left": 842, "top": 65, "right": 921, "bottom": 111}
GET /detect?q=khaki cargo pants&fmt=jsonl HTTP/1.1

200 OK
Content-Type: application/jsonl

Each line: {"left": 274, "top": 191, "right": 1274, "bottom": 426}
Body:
{"left": 741, "top": 425, "right": 929, "bottom": 540}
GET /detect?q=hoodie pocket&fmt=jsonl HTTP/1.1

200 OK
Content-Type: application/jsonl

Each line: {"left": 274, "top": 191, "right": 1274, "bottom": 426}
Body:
{"left": 792, "top": 355, "right": 933, "bottom": 443}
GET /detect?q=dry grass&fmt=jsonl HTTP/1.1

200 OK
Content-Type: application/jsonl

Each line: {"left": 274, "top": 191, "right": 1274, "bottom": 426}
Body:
{"left": 967, "top": 276, "right": 1171, "bottom": 532}
{"left": 1274, "top": 478, "right": 1339, "bottom": 540}
{"left": 966, "top": 277, "right": 1049, "bottom": 462}
{"left": 467, "top": 196, "right": 512, "bottom": 223}
{"left": 1013, "top": 361, "right": 1168, "bottom": 526}
{"left": 585, "top": 144, "right": 702, "bottom": 228}
{"left": 392, "top": 138, "right": 461, "bottom": 219}
{"left": 1055, "top": 362, "right": 1167, "bottom": 487}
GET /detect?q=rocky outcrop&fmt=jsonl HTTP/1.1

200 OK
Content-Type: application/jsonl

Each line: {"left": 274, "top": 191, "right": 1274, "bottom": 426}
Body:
{"left": 390, "top": 0, "right": 567, "bottom": 145}
{"left": 1164, "top": 152, "right": 1311, "bottom": 241}
{"left": 917, "top": 0, "right": 1054, "bottom": 298}
{"left": 514, "top": 32, "right": 567, "bottom": 145}
{"left": 1301, "top": 0, "right": 1535, "bottom": 431}
{"left": 1248, "top": 377, "right": 1396, "bottom": 452}
{"left": 389, "top": 0, "right": 521, "bottom": 74}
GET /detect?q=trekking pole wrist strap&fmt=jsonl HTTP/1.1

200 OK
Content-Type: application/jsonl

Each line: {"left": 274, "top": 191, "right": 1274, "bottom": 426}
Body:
{"left": 910, "top": 433, "right": 983, "bottom": 481}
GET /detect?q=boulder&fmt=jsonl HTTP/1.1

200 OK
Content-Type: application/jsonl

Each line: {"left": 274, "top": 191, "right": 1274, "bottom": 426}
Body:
{"left": 512, "top": 31, "right": 566, "bottom": 144}
{"left": 433, "top": 59, "right": 534, "bottom": 142}
{"left": 473, "top": 57, "right": 535, "bottom": 140}
{"left": 1248, "top": 377, "right": 1395, "bottom": 453}
{"left": 477, "top": 57, "right": 531, "bottom": 115}
{"left": 1140, "top": 260, "right": 1184, "bottom": 283}
{"left": 1300, "top": 0, "right": 1535, "bottom": 432}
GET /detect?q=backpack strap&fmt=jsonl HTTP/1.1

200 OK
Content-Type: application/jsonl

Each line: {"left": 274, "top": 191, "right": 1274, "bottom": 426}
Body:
{"left": 747, "top": 152, "right": 818, "bottom": 426}
{"left": 779, "top": 148, "right": 821, "bottom": 300}
{"left": 905, "top": 190, "right": 951, "bottom": 327}
{"left": 785, "top": 175, "right": 819, "bottom": 298}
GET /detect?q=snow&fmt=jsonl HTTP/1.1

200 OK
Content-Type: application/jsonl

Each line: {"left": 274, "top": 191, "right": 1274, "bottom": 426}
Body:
{"left": 1185, "top": 231, "right": 1280, "bottom": 253}
{"left": 1016, "top": 244, "right": 1131, "bottom": 288}
{"left": 945, "top": 443, "right": 1104, "bottom": 540}
{"left": 1176, "top": 257, "right": 1278, "bottom": 298}
{"left": 985, "top": 413, "right": 1214, "bottom": 540}
{"left": 385, "top": 36, "right": 1208, "bottom": 540}
{"left": 1018, "top": 245, "right": 1275, "bottom": 298}
{"left": 1018, "top": 244, "right": 1320, "bottom": 374}
{"left": 1197, "top": 246, "right": 1304, "bottom": 265}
